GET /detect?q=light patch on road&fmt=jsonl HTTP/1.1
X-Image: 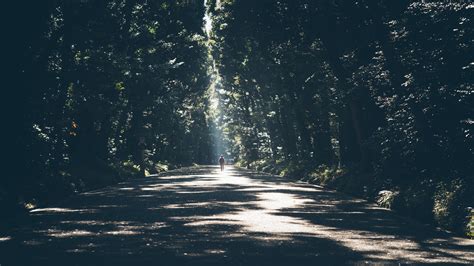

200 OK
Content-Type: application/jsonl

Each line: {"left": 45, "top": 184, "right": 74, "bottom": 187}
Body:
{"left": 44, "top": 229, "right": 96, "bottom": 238}
{"left": 184, "top": 190, "right": 319, "bottom": 238}
{"left": 0, "top": 236, "right": 12, "bottom": 242}
{"left": 256, "top": 192, "right": 315, "bottom": 210}
{"left": 215, "top": 209, "right": 315, "bottom": 234}
{"left": 118, "top": 187, "right": 135, "bottom": 191}
{"left": 103, "top": 230, "right": 141, "bottom": 236}
{"left": 30, "top": 208, "right": 98, "bottom": 214}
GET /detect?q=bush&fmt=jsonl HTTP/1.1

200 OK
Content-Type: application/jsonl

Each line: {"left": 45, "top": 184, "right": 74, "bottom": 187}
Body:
{"left": 377, "top": 190, "right": 402, "bottom": 209}
{"left": 307, "top": 166, "right": 376, "bottom": 198}
{"left": 248, "top": 159, "right": 268, "bottom": 172}
{"left": 433, "top": 179, "right": 470, "bottom": 233}
{"left": 279, "top": 160, "right": 309, "bottom": 178}
{"left": 467, "top": 208, "right": 474, "bottom": 238}
{"left": 401, "top": 185, "right": 435, "bottom": 223}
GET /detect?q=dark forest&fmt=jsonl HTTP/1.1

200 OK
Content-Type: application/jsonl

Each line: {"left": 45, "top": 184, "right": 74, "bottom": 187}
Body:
{"left": 2, "top": 0, "right": 473, "bottom": 250}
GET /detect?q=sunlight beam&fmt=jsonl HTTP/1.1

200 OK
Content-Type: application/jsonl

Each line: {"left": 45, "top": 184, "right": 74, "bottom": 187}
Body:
{"left": 203, "top": 0, "right": 227, "bottom": 159}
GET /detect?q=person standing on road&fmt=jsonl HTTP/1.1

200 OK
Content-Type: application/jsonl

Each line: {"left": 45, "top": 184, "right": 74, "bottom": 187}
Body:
{"left": 219, "top": 155, "right": 225, "bottom": 172}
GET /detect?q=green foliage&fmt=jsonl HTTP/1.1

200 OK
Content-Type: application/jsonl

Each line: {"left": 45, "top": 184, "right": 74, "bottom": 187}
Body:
{"left": 279, "top": 161, "right": 307, "bottom": 178}
{"left": 468, "top": 209, "right": 474, "bottom": 238}
{"left": 211, "top": 0, "right": 472, "bottom": 235}
{"left": 434, "top": 179, "right": 470, "bottom": 233}
{"left": 399, "top": 186, "right": 437, "bottom": 223}
{"left": 121, "top": 160, "right": 143, "bottom": 177}
{"left": 3, "top": 0, "right": 213, "bottom": 212}
{"left": 377, "top": 191, "right": 401, "bottom": 210}
{"left": 307, "top": 166, "right": 346, "bottom": 186}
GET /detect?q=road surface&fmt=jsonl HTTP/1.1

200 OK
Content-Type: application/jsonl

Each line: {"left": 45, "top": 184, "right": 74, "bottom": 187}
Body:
{"left": 1, "top": 166, "right": 473, "bottom": 265}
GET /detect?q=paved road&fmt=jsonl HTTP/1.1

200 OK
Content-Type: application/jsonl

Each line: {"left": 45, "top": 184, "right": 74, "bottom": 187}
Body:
{"left": 1, "top": 166, "right": 473, "bottom": 265}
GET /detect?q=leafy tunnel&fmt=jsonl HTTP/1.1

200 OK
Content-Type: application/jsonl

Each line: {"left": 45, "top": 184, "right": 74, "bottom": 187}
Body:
{"left": 2, "top": 0, "right": 473, "bottom": 236}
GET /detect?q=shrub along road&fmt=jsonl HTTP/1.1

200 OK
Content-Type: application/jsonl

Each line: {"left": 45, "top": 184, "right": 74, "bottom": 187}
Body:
{"left": 1, "top": 166, "right": 473, "bottom": 265}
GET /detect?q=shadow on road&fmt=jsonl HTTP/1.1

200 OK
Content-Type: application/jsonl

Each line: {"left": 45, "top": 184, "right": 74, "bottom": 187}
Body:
{"left": 1, "top": 166, "right": 473, "bottom": 265}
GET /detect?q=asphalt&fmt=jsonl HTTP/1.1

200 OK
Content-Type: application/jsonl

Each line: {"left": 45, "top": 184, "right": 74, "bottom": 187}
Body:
{"left": 1, "top": 166, "right": 473, "bottom": 265}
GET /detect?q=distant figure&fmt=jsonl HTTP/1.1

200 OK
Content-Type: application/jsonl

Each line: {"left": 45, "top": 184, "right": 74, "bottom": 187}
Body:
{"left": 219, "top": 155, "right": 225, "bottom": 172}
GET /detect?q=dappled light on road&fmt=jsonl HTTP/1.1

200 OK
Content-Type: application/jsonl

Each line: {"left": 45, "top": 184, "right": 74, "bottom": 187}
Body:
{"left": 0, "top": 236, "right": 12, "bottom": 242}
{"left": 180, "top": 176, "right": 319, "bottom": 237}
{"left": 2, "top": 166, "right": 473, "bottom": 265}
{"left": 30, "top": 208, "right": 99, "bottom": 214}
{"left": 157, "top": 167, "right": 473, "bottom": 263}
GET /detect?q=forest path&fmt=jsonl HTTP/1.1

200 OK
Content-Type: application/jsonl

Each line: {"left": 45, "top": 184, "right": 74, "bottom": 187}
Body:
{"left": 1, "top": 166, "right": 473, "bottom": 265}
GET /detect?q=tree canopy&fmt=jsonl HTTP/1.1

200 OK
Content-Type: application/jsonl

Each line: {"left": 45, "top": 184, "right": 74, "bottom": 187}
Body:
{"left": 4, "top": 0, "right": 215, "bottom": 208}
{"left": 210, "top": 0, "right": 473, "bottom": 234}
